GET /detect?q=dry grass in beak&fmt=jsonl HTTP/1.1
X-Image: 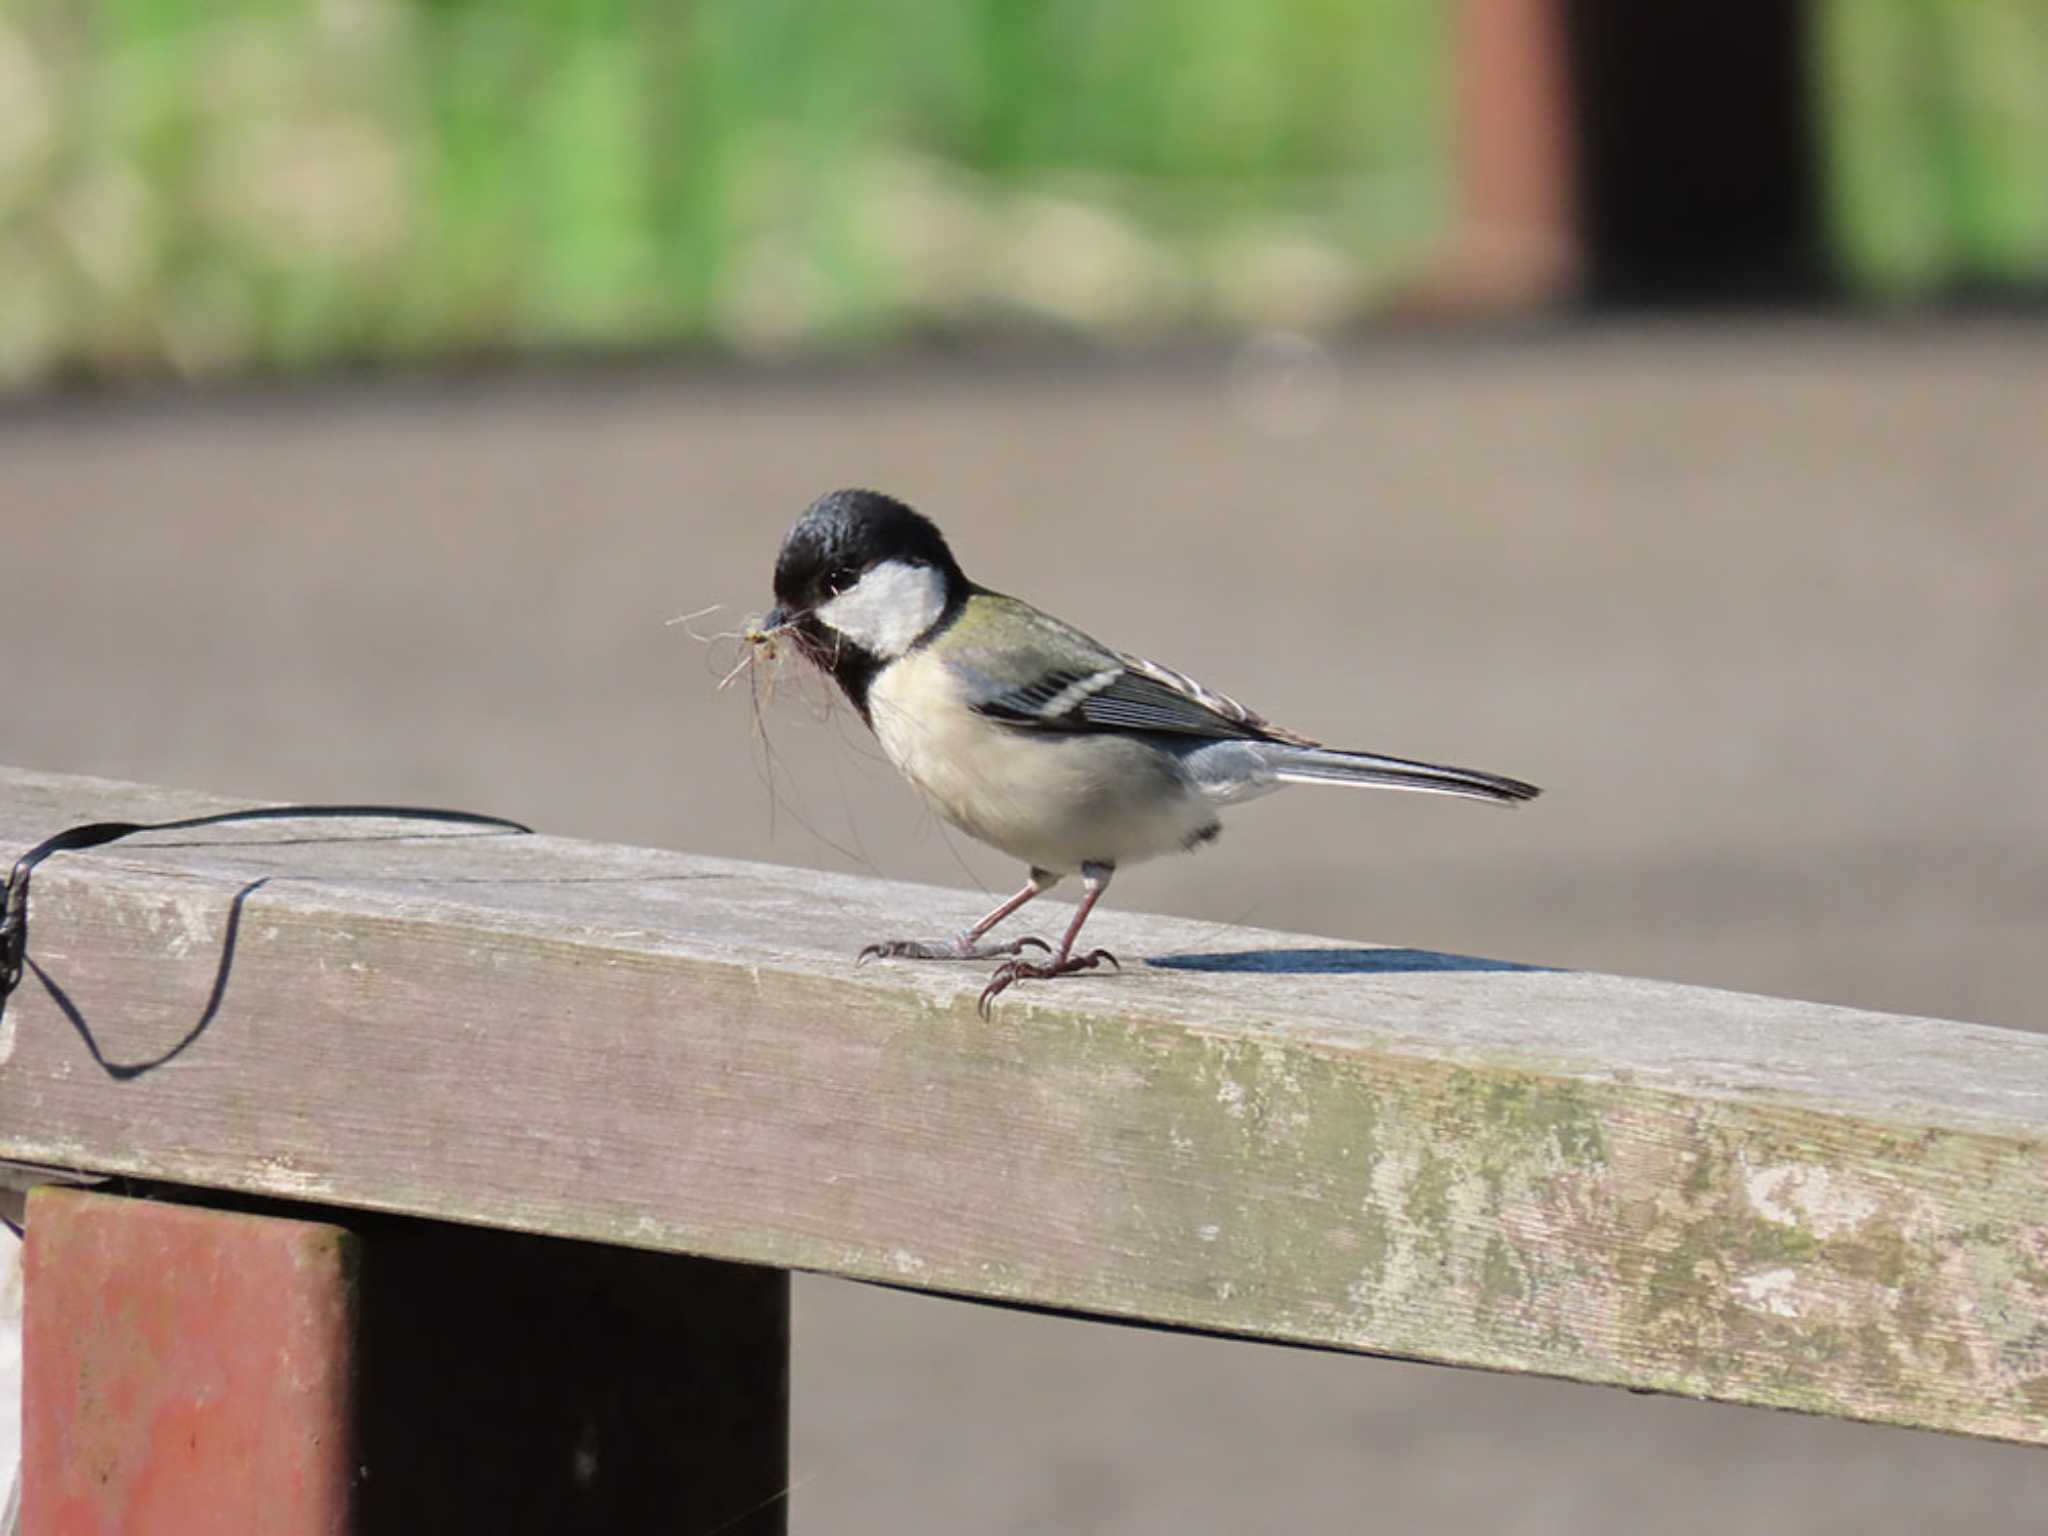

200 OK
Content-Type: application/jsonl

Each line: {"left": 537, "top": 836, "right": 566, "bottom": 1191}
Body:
{"left": 669, "top": 602, "right": 843, "bottom": 724}
{"left": 671, "top": 601, "right": 873, "bottom": 864}
{"left": 739, "top": 618, "right": 785, "bottom": 670}
{"left": 670, "top": 605, "right": 778, "bottom": 692}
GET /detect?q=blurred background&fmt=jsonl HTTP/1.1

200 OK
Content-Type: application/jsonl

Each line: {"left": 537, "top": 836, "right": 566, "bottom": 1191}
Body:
{"left": 4, "top": 0, "right": 2047, "bottom": 378}
{"left": 5, "top": 1, "right": 2048, "bottom": 1531}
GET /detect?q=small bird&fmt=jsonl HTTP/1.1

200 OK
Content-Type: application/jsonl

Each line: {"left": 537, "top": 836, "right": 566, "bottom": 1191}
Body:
{"left": 759, "top": 488, "right": 1539, "bottom": 1012}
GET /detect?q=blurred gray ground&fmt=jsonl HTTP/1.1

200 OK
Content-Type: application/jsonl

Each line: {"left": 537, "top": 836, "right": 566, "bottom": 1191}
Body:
{"left": 6, "top": 317, "right": 2047, "bottom": 1531}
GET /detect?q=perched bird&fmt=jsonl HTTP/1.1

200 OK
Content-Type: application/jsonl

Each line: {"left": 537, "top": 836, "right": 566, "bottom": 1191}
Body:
{"left": 759, "top": 488, "right": 1539, "bottom": 1012}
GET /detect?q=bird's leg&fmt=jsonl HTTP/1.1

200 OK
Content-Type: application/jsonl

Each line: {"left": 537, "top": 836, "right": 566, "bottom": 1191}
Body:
{"left": 858, "top": 869, "right": 1057, "bottom": 965}
{"left": 979, "top": 862, "right": 1121, "bottom": 1016}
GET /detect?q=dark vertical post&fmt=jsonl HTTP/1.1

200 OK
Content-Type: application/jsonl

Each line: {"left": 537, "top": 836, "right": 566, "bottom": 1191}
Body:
{"left": 1563, "top": 0, "right": 1824, "bottom": 301}
{"left": 22, "top": 1188, "right": 790, "bottom": 1536}
{"left": 352, "top": 1216, "right": 789, "bottom": 1535}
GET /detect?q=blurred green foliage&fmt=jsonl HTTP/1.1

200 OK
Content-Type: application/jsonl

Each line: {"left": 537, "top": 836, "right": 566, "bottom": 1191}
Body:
{"left": 4, "top": 3, "right": 2043, "bottom": 384}
{"left": 1816, "top": 0, "right": 2048, "bottom": 294}
{"left": 0, "top": 0, "right": 1449, "bottom": 381}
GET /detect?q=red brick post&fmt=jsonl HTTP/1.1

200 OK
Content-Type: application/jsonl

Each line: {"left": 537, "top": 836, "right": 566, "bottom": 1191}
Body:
{"left": 22, "top": 1187, "right": 790, "bottom": 1534}
{"left": 1447, "top": 0, "right": 1583, "bottom": 306}
{"left": 21, "top": 1188, "right": 356, "bottom": 1536}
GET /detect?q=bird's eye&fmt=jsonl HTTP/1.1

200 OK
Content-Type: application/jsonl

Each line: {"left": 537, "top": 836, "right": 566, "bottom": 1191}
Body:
{"left": 824, "top": 566, "right": 857, "bottom": 595}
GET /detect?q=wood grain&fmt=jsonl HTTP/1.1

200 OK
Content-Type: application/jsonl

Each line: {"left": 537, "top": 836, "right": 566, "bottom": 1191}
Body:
{"left": 2, "top": 765, "right": 2045, "bottom": 1445}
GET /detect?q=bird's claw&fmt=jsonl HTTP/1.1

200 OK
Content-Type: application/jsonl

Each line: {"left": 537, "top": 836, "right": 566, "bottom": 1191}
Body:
{"left": 977, "top": 948, "right": 1120, "bottom": 1018}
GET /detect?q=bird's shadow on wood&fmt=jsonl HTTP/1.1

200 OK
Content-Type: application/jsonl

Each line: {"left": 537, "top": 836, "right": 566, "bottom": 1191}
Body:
{"left": 25, "top": 876, "right": 269, "bottom": 1081}
{"left": 1147, "top": 946, "right": 1555, "bottom": 975}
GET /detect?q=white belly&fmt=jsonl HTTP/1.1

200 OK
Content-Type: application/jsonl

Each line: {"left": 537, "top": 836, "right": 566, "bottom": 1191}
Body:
{"left": 867, "top": 652, "right": 1219, "bottom": 874}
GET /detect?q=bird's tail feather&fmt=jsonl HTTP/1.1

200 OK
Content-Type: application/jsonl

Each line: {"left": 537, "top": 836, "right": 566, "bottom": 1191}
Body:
{"left": 1270, "top": 746, "right": 1540, "bottom": 805}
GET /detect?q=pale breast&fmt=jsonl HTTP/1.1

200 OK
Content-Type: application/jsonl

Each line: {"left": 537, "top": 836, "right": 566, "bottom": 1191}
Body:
{"left": 866, "top": 650, "right": 1220, "bottom": 873}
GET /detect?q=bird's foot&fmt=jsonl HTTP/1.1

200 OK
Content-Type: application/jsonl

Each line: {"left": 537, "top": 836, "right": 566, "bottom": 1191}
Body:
{"left": 857, "top": 934, "right": 1051, "bottom": 966}
{"left": 978, "top": 948, "right": 1121, "bottom": 1018}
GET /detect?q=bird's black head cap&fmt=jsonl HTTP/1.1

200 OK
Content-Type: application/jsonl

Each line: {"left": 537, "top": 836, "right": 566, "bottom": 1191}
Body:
{"left": 766, "top": 489, "right": 966, "bottom": 718}
{"left": 771, "top": 488, "right": 963, "bottom": 614}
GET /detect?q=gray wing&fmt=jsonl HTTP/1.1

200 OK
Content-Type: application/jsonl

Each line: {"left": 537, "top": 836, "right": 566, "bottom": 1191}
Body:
{"left": 969, "top": 643, "right": 1317, "bottom": 747}
{"left": 948, "top": 593, "right": 1536, "bottom": 802}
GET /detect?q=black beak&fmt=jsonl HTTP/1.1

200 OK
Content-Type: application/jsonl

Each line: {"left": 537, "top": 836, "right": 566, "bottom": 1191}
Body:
{"left": 760, "top": 604, "right": 789, "bottom": 632}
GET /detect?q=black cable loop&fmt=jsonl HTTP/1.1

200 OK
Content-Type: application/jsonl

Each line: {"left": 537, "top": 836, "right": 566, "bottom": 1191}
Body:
{"left": 0, "top": 803, "right": 531, "bottom": 1009}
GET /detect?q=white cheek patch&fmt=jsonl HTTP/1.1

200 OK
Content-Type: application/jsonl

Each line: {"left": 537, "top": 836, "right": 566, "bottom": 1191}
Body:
{"left": 815, "top": 559, "right": 949, "bottom": 658}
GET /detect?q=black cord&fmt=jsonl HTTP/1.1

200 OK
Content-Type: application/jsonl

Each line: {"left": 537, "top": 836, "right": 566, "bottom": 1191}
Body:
{"left": 0, "top": 803, "right": 532, "bottom": 1009}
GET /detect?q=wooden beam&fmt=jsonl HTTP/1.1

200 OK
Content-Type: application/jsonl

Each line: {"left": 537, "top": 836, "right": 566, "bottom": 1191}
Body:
{"left": 2, "top": 765, "right": 2046, "bottom": 1445}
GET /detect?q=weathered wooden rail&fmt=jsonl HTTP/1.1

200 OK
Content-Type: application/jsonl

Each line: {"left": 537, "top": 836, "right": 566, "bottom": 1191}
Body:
{"left": 3, "top": 764, "right": 2045, "bottom": 1528}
